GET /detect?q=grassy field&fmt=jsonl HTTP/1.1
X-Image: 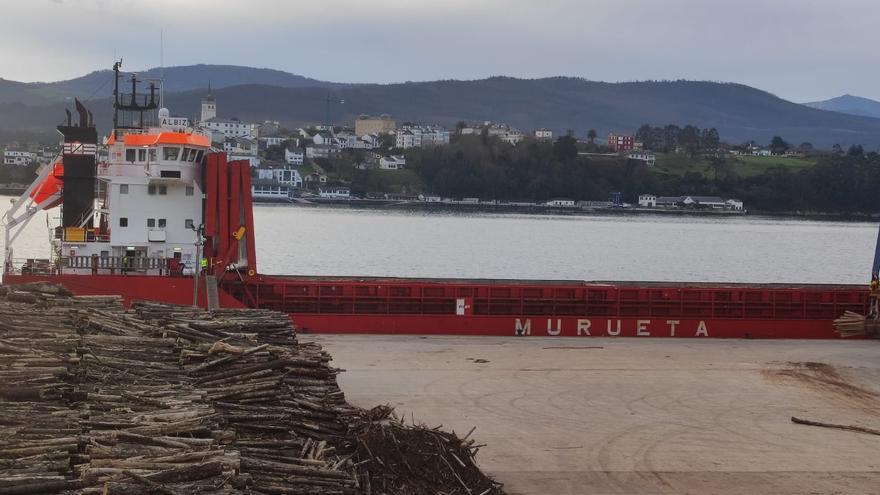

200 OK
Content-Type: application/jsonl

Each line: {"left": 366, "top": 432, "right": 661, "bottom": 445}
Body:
{"left": 653, "top": 153, "right": 817, "bottom": 178}
{"left": 732, "top": 154, "right": 816, "bottom": 176}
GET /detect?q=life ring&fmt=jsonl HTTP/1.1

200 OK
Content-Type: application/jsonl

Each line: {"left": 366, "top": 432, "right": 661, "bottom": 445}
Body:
{"left": 247, "top": 269, "right": 255, "bottom": 277}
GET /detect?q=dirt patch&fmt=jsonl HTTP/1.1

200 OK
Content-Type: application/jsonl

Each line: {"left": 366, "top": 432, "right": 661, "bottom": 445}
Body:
{"left": 763, "top": 361, "right": 880, "bottom": 411}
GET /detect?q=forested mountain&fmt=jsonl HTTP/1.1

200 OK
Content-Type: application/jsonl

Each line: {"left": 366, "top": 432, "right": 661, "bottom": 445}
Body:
{"left": 804, "top": 94, "right": 880, "bottom": 119}
{"left": 3, "top": 65, "right": 880, "bottom": 147}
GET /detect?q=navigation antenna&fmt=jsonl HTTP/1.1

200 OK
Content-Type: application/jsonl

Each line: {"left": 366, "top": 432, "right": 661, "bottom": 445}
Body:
{"left": 112, "top": 60, "right": 161, "bottom": 135}
{"left": 160, "top": 28, "right": 164, "bottom": 107}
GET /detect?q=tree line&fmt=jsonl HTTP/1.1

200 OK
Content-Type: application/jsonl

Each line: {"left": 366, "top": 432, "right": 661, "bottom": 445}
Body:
{"left": 403, "top": 134, "right": 880, "bottom": 213}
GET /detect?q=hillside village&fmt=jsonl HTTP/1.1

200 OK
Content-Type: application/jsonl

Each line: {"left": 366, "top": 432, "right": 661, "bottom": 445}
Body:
{"left": 1, "top": 88, "right": 867, "bottom": 213}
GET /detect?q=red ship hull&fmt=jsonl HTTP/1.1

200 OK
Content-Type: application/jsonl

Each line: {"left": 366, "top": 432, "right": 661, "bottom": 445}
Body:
{"left": 4, "top": 273, "right": 868, "bottom": 339}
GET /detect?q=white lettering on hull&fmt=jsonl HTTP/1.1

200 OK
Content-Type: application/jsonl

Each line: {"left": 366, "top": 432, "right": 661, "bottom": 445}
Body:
{"left": 606, "top": 320, "right": 622, "bottom": 336}
{"left": 515, "top": 318, "right": 531, "bottom": 336}
{"left": 696, "top": 320, "right": 709, "bottom": 337}
{"left": 512, "top": 318, "right": 710, "bottom": 337}
{"left": 577, "top": 319, "right": 591, "bottom": 336}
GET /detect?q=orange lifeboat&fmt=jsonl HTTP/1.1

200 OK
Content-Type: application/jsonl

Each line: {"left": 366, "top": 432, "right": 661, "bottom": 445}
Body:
{"left": 29, "top": 160, "right": 64, "bottom": 208}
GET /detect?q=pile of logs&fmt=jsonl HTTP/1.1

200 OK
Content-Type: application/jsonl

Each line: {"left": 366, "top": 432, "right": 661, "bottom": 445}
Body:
{"left": 0, "top": 285, "right": 505, "bottom": 494}
{"left": 346, "top": 407, "right": 505, "bottom": 495}
{"left": 833, "top": 310, "right": 880, "bottom": 338}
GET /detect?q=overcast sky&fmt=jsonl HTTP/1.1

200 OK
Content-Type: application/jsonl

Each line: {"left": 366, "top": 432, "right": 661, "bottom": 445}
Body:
{"left": 2, "top": 0, "right": 878, "bottom": 102}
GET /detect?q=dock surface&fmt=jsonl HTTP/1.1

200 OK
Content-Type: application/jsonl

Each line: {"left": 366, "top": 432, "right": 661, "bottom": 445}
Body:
{"left": 306, "top": 335, "right": 880, "bottom": 495}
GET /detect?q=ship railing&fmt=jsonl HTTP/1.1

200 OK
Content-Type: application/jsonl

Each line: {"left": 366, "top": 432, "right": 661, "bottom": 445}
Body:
{"left": 61, "top": 255, "right": 174, "bottom": 274}
{"left": 221, "top": 280, "right": 870, "bottom": 322}
{"left": 53, "top": 226, "right": 110, "bottom": 243}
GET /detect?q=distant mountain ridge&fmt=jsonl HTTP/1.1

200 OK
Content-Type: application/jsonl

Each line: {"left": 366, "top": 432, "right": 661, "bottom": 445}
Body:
{"left": 803, "top": 94, "right": 880, "bottom": 119}
{"left": 3, "top": 65, "right": 880, "bottom": 148}
{"left": 0, "top": 64, "right": 338, "bottom": 106}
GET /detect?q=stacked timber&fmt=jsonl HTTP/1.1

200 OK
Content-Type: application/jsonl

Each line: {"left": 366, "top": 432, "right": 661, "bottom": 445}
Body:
{"left": 833, "top": 310, "right": 880, "bottom": 338}
{"left": 0, "top": 285, "right": 505, "bottom": 494}
{"left": 0, "top": 303, "right": 81, "bottom": 494}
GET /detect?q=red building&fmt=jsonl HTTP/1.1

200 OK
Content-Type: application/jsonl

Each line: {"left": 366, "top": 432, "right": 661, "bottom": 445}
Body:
{"left": 608, "top": 133, "right": 635, "bottom": 152}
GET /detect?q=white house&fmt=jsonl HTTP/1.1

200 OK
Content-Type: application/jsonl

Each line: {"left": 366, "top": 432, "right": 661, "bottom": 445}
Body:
{"left": 257, "top": 166, "right": 303, "bottom": 188}
{"left": 379, "top": 155, "right": 406, "bottom": 170}
{"left": 627, "top": 151, "right": 656, "bottom": 167}
{"left": 259, "top": 136, "right": 286, "bottom": 149}
{"left": 225, "top": 137, "right": 260, "bottom": 166}
{"left": 535, "top": 128, "right": 553, "bottom": 140}
{"left": 359, "top": 133, "right": 379, "bottom": 149}
{"left": 395, "top": 126, "right": 450, "bottom": 149}
{"left": 544, "top": 199, "right": 576, "bottom": 207}
{"left": 638, "top": 194, "right": 657, "bottom": 207}
{"left": 500, "top": 130, "right": 525, "bottom": 145}
{"left": 395, "top": 129, "right": 420, "bottom": 149}
{"left": 682, "top": 196, "right": 727, "bottom": 209}
{"left": 726, "top": 199, "right": 744, "bottom": 211}
{"left": 305, "top": 145, "right": 340, "bottom": 159}
{"left": 252, "top": 179, "right": 292, "bottom": 200}
{"left": 202, "top": 117, "right": 257, "bottom": 139}
{"left": 284, "top": 148, "right": 304, "bottom": 165}
{"left": 312, "top": 132, "right": 333, "bottom": 146}
{"left": 334, "top": 132, "right": 361, "bottom": 149}
{"left": 657, "top": 195, "right": 729, "bottom": 209}
{"left": 319, "top": 187, "right": 351, "bottom": 199}
{"left": 752, "top": 148, "right": 771, "bottom": 157}
{"left": 3, "top": 150, "right": 36, "bottom": 166}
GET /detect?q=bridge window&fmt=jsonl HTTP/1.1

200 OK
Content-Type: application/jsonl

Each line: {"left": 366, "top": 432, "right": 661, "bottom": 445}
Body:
{"left": 137, "top": 149, "right": 147, "bottom": 161}
{"left": 185, "top": 186, "right": 194, "bottom": 196}
{"left": 158, "top": 185, "right": 167, "bottom": 195}
{"left": 125, "top": 149, "right": 136, "bottom": 162}
{"left": 148, "top": 185, "right": 156, "bottom": 195}
{"left": 185, "top": 219, "right": 194, "bottom": 229}
{"left": 147, "top": 218, "right": 155, "bottom": 227}
{"left": 119, "top": 217, "right": 128, "bottom": 227}
{"left": 120, "top": 184, "right": 128, "bottom": 194}
{"left": 158, "top": 218, "right": 166, "bottom": 228}
{"left": 163, "top": 147, "right": 180, "bottom": 161}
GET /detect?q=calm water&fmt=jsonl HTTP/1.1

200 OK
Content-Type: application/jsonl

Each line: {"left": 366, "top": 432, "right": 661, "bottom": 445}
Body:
{"left": 253, "top": 205, "right": 877, "bottom": 284}
{"left": 2, "top": 195, "right": 876, "bottom": 284}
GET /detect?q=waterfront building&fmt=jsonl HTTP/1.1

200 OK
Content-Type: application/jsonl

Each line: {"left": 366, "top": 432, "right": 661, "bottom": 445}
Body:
{"left": 319, "top": 187, "right": 351, "bottom": 199}
{"left": 638, "top": 194, "right": 657, "bottom": 207}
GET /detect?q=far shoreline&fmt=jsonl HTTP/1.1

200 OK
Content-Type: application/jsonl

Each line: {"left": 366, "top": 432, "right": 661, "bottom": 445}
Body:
{"left": 252, "top": 198, "right": 880, "bottom": 222}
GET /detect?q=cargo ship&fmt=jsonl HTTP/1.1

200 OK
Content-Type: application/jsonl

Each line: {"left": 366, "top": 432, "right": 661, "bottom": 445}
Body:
{"left": 1, "top": 63, "right": 871, "bottom": 339}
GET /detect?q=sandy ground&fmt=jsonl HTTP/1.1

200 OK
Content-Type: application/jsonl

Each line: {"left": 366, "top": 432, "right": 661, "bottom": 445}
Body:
{"left": 304, "top": 335, "right": 880, "bottom": 495}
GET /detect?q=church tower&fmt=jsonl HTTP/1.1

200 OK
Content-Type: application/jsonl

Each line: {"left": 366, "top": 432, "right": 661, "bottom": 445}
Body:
{"left": 200, "top": 83, "right": 216, "bottom": 123}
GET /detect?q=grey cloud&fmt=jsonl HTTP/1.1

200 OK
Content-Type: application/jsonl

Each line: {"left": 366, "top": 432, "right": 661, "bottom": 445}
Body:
{"left": 2, "top": 0, "right": 879, "bottom": 102}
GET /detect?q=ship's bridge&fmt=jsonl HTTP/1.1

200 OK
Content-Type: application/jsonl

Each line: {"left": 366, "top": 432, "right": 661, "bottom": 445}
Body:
{"left": 101, "top": 129, "right": 211, "bottom": 183}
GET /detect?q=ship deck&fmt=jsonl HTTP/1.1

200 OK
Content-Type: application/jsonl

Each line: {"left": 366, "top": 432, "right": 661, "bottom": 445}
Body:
{"left": 264, "top": 274, "right": 865, "bottom": 289}
{"left": 312, "top": 334, "right": 880, "bottom": 495}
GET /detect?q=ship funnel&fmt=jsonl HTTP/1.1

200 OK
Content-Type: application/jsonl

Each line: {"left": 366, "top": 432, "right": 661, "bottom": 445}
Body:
{"left": 64, "top": 108, "right": 72, "bottom": 127}
{"left": 87, "top": 110, "right": 94, "bottom": 128}
{"left": 74, "top": 99, "right": 88, "bottom": 128}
